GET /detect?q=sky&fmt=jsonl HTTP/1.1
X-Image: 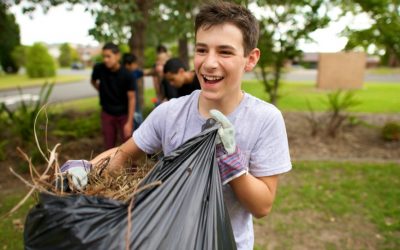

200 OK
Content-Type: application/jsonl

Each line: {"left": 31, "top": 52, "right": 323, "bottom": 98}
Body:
{"left": 10, "top": 4, "right": 99, "bottom": 47}
{"left": 9, "top": 3, "right": 373, "bottom": 52}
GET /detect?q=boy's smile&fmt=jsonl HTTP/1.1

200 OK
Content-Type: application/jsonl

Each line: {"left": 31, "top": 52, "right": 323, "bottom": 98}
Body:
{"left": 194, "top": 23, "right": 259, "bottom": 111}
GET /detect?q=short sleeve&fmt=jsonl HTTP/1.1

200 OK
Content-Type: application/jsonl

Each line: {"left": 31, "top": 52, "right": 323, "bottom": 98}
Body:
{"left": 126, "top": 73, "right": 138, "bottom": 92}
{"left": 135, "top": 70, "right": 144, "bottom": 79}
{"left": 132, "top": 102, "right": 168, "bottom": 154}
{"left": 91, "top": 63, "right": 101, "bottom": 82}
{"left": 249, "top": 110, "right": 292, "bottom": 177}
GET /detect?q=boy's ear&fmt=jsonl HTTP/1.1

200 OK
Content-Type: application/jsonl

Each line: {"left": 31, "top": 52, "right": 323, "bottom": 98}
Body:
{"left": 245, "top": 48, "right": 260, "bottom": 72}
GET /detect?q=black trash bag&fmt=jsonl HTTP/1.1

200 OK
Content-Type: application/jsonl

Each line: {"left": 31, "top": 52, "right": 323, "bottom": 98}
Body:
{"left": 24, "top": 127, "right": 237, "bottom": 250}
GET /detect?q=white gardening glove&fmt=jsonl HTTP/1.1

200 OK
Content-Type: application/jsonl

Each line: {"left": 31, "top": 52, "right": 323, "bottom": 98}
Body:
{"left": 209, "top": 109, "right": 247, "bottom": 185}
{"left": 209, "top": 109, "right": 236, "bottom": 154}
{"left": 60, "top": 160, "right": 92, "bottom": 190}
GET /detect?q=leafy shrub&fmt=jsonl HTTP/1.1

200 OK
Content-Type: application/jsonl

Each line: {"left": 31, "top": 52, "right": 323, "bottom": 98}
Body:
{"left": 324, "top": 90, "right": 360, "bottom": 137}
{"left": 381, "top": 122, "right": 400, "bottom": 141}
{"left": 0, "top": 83, "right": 53, "bottom": 141}
{"left": 11, "top": 45, "right": 29, "bottom": 68}
{"left": 305, "top": 90, "right": 360, "bottom": 137}
{"left": 58, "top": 43, "right": 79, "bottom": 67}
{"left": 26, "top": 43, "right": 56, "bottom": 78}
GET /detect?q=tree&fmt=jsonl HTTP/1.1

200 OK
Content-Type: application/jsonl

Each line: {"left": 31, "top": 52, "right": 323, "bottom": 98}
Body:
{"left": 0, "top": 2, "right": 21, "bottom": 73}
{"left": 342, "top": 0, "right": 400, "bottom": 67}
{"left": 253, "top": 0, "right": 331, "bottom": 104}
{"left": 26, "top": 43, "right": 56, "bottom": 78}
{"left": 11, "top": 45, "right": 29, "bottom": 68}
{"left": 58, "top": 43, "right": 79, "bottom": 67}
{"left": 157, "top": 0, "right": 202, "bottom": 68}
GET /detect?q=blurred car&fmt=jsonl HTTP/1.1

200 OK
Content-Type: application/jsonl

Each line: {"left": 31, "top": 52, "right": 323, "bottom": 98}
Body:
{"left": 71, "top": 62, "right": 84, "bottom": 70}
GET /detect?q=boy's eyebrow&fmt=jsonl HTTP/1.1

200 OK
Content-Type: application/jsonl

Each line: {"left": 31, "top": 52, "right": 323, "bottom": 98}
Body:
{"left": 195, "top": 43, "right": 207, "bottom": 47}
{"left": 195, "top": 43, "right": 237, "bottom": 50}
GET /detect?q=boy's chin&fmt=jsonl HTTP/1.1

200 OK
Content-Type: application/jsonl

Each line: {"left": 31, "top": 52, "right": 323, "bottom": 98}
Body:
{"left": 200, "top": 90, "right": 222, "bottom": 101}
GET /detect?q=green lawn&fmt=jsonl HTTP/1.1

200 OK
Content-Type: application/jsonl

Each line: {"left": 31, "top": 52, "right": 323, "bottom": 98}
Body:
{"left": 1, "top": 162, "right": 399, "bottom": 249}
{"left": 52, "top": 81, "right": 399, "bottom": 114}
{"left": 367, "top": 67, "right": 400, "bottom": 75}
{"left": 52, "top": 88, "right": 158, "bottom": 113}
{"left": 254, "top": 161, "right": 400, "bottom": 250}
{"left": 243, "top": 81, "right": 400, "bottom": 113}
{"left": 0, "top": 74, "right": 87, "bottom": 90}
{"left": 0, "top": 191, "right": 35, "bottom": 249}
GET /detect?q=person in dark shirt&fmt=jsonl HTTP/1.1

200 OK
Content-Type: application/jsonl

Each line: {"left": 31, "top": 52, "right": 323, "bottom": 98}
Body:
{"left": 163, "top": 58, "right": 201, "bottom": 97}
{"left": 122, "top": 53, "right": 144, "bottom": 129}
{"left": 91, "top": 43, "right": 137, "bottom": 150}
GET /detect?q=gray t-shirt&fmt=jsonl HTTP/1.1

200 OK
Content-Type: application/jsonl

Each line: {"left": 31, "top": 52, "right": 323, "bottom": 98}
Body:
{"left": 133, "top": 90, "right": 292, "bottom": 250}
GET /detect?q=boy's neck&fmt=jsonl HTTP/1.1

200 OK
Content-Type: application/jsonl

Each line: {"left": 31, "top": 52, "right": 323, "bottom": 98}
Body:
{"left": 198, "top": 89, "right": 244, "bottom": 118}
{"left": 109, "top": 63, "right": 121, "bottom": 72}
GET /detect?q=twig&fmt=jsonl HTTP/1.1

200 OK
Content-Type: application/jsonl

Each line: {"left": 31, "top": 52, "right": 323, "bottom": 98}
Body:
{"left": 33, "top": 104, "right": 49, "bottom": 162}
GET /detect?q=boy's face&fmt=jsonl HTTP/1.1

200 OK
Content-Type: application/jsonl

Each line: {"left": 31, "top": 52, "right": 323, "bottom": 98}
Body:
{"left": 102, "top": 49, "right": 120, "bottom": 69}
{"left": 165, "top": 68, "right": 186, "bottom": 88}
{"left": 194, "top": 23, "right": 259, "bottom": 102}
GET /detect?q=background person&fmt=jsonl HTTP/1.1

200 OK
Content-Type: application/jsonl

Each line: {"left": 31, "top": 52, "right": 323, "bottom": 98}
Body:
{"left": 91, "top": 42, "right": 137, "bottom": 149}
{"left": 123, "top": 53, "right": 144, "bottom": 129}
{"left": 152, "top": 45, "right": 178, "bottom": 102}
{"left": 163, "top": 57, "right": 201, "bottom": 97}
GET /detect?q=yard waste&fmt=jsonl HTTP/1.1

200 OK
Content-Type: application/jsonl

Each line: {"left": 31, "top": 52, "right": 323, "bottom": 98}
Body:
{"left": 23, "top": 127, "right": 237, "bottom": 250}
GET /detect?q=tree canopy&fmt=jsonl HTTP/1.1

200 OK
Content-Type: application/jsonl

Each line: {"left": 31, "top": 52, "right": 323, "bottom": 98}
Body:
{"left": 0, "top": 2, "right": 21, "bottom": 73}
{"left": 253, "top": 0, "right": 332, "bottom": 104}
{"left": 342, "top": 0, "right": 400, "bottom": 66}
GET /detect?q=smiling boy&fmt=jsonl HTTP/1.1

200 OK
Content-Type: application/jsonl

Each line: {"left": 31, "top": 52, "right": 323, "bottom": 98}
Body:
{"left": 86, "top": 2, "right": 291, "bottom": 249}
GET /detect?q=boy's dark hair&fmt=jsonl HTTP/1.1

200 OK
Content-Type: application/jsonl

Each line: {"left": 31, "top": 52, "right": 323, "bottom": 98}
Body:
{"left": 122, "top": 53, "right": 138, "bottom": 65}
{"left": 195, "top": 1, "right": 259, "bottom": 56}
{"left": 156, "top": 44, "right": 168, "bottom": 54}
{"left": 102, "top": 42, "right": 120, "bottom": 54}
{"left": 163, "top": 58, "right": 187, "bottom": 74}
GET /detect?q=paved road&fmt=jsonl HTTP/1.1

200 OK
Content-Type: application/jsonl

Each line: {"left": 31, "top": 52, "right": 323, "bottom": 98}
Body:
{"left": 1, "top": 69, "right": 399, "bottom": 108}
{"left": 0, "top": 75, "right": 155, "bottom": 109}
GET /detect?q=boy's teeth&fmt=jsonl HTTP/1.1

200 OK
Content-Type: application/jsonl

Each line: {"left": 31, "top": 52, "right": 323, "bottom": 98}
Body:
{"left": 204, "top": 75, "right": 223, "bottom": 81}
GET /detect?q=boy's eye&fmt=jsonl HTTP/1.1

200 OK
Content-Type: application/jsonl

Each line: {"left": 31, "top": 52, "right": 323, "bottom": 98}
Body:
{"left": 196, "top": 48, "right": 207, "bottom": 54}
{"left": 220, "top": 51, "right": 233, "bottom": 55}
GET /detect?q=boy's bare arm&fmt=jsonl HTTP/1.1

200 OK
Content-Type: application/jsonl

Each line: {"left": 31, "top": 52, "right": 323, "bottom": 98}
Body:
{"left": 229, "top": 174, "right": 279, "bottom": 218}
{"left": 91, "top": 79, "right": 100, "bottom": 91}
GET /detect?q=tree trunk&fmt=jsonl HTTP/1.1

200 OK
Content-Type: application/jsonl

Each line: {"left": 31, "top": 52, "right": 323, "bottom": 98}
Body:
{"left": 271, "top": 61, "right": 282, "bottom": 105}
{"left": 388, "top": 49, "right": 399, "bottom": 67}
{"left": 178, "top": 35, "right": 190, "bottom": 69}
{"left": 128, "top": 0, "right": 153, "bottom": 111}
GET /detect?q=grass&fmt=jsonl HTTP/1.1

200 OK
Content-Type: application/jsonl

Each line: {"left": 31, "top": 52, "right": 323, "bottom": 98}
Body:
{"left": 51, "top": 88, "right": 157, "bottom": 113}
{"left": 243, "top": 81, "right": 400, "bottom": 113}
{"left": 0, "top": 190, "right": 35, "bottom": 249}
{"left": 367, "top": 67, "right": 400, "bottom": 75}
{"left": 254, "top": 161, "right": 400, "bottom": 250}
{"left": 49, "top": 81, "right": 399, "bottom": 115}
{"left": 1, "top": 162, "right": 398, "bottom": 249}
{"left": 0, "top": 74, "right": 87, "bottom": 90}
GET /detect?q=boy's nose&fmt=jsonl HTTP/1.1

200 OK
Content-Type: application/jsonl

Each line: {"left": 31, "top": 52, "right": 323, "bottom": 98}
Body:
{"left": 203, "top": 53, "right": 218, "bottom": 70}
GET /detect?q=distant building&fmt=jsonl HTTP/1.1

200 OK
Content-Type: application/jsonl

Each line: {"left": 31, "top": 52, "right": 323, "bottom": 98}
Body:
{"left": 75, "top": 44, "right": 102, "bottom": 67}
{"left": 293, "top": 52, "right": 381, "bottom": 68}
{"left": 43, "top": 43, "right": 101, "bottom": 67}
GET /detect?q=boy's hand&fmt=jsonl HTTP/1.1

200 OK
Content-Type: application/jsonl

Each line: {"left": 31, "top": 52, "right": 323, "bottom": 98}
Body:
{"left": 209, "top": 109, "right": 236, "bottom": 154}
{"left": 60, "top": 160, "right": 92, "bottom": 190}
{"left": 209, "top": 109, "right": 247, "bottom": 185}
